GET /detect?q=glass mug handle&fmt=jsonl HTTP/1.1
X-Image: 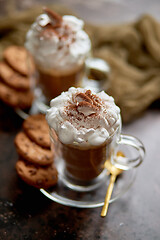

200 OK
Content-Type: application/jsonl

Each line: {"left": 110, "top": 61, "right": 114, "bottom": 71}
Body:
{"left": 83, "top": 57, "right": 110, "bottom": 91}
{"left": 112, "top": 134, "right": 145, "bottom": 170}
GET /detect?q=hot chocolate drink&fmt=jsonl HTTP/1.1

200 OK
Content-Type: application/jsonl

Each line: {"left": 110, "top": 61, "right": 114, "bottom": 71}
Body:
{"left": 46, "top": 87, "right": 120, "bottom": 182}
{"left": 25, "top": 8, "right": 91, "bottom": 102}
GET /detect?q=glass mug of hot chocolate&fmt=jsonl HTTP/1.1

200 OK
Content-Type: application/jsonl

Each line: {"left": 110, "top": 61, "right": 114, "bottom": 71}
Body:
{"left": 46, "top": 87, "right": 145, "bottom": 191}
{"left": 25, "top": 8, "right": 92, "bottom": 105}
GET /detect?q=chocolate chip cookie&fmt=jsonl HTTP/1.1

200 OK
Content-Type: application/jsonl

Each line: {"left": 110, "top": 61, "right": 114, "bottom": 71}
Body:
{"left": 0, "top": 81, "right": 34, "bottom": 109}
{"left": 15, "top": 132, "right": 54, "bottom": 166}
{"left": 16, "top": 160, "right": 58, "bottom": 189}
{"left": 3, "top": 45, "right": 35, "bottom": 76}
{"left": 23, "top": 114, "right": 51, "bottom": 149}
{"left": 0, "top": 62, "right": 31, "bottom": 90}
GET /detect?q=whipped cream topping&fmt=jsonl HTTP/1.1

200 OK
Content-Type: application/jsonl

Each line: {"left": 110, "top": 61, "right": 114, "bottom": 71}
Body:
{"left": 25, "top": 9, "right": 91, "bottom": 74}
{"left": 46, "top": 87, "right": 120, "bottom": 147}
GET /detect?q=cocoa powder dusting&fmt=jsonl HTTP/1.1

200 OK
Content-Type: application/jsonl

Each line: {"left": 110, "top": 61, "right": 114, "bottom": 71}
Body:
{"left": 75, "top": 92, "right": 93, "bottom": 104}
{"left": 65, "top": 90, "right": 102, "bottom": 120}
{"left": 40, "top": 8, "right": 75, "bottom": 48}
{"left": 43, "top": 7, "right": 62, "bottom": 24}
{"left": 40, "top": 27, "right": 58, "bottom": 39}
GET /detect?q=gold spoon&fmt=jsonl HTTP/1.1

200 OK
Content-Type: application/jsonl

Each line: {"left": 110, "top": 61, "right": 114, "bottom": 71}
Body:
{"left": 101, "top": 152, "right": 125, "bottom": 217}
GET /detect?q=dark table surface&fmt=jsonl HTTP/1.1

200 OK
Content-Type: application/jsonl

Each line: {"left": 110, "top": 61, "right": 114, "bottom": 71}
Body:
{"left": 0, "top": 1, "right": 160, "bottom": 240}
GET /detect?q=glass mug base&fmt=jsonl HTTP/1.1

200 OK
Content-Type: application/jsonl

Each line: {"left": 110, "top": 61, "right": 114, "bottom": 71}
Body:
{"left": 56, "top": 159, "right": 108, "bottom": 192}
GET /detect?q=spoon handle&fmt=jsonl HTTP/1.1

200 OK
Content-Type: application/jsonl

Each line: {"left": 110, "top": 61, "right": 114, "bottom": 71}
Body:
{"left": 101, "top": 174, "right": 116, "bottom": 217}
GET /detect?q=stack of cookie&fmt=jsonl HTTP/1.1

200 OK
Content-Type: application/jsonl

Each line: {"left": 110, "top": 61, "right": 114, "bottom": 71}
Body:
{"left": 15, "top": 114, "right": 58, "bottom": 189}
{"left": 0, "top": 45, "right": 34, "bottom": 109}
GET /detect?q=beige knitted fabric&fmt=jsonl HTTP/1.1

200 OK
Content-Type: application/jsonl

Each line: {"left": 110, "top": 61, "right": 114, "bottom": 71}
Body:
{"left": 0, "top": 6, "right": 159, "bottom": 122}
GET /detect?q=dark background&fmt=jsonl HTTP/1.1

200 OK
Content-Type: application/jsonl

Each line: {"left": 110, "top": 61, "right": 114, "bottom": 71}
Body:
{"left": 0, "top": 1, "right": 160, "bottom": 239}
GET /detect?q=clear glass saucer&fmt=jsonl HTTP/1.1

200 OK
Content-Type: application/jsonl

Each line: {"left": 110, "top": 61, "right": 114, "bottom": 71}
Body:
{"left": 40, "top": 168, "right": 137, "bottom": 208}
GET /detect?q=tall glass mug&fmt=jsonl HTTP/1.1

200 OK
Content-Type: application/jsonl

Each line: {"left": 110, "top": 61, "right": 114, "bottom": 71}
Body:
{"left": 25, "top": 8, "right": 110, "bottom": 107}
{"left": 46, "top": 87, "right": 145, "bottom": 192}
{"left": 25, "top": 8, "right": 90, "bottom": 105}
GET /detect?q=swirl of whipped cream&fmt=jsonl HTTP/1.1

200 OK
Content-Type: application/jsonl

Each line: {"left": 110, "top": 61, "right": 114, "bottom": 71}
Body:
{"left": 25, "top": 9, "right": 91, "bottom": 74}
{"left": 46, "top": 87, "right": 121, "bottom": 147}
